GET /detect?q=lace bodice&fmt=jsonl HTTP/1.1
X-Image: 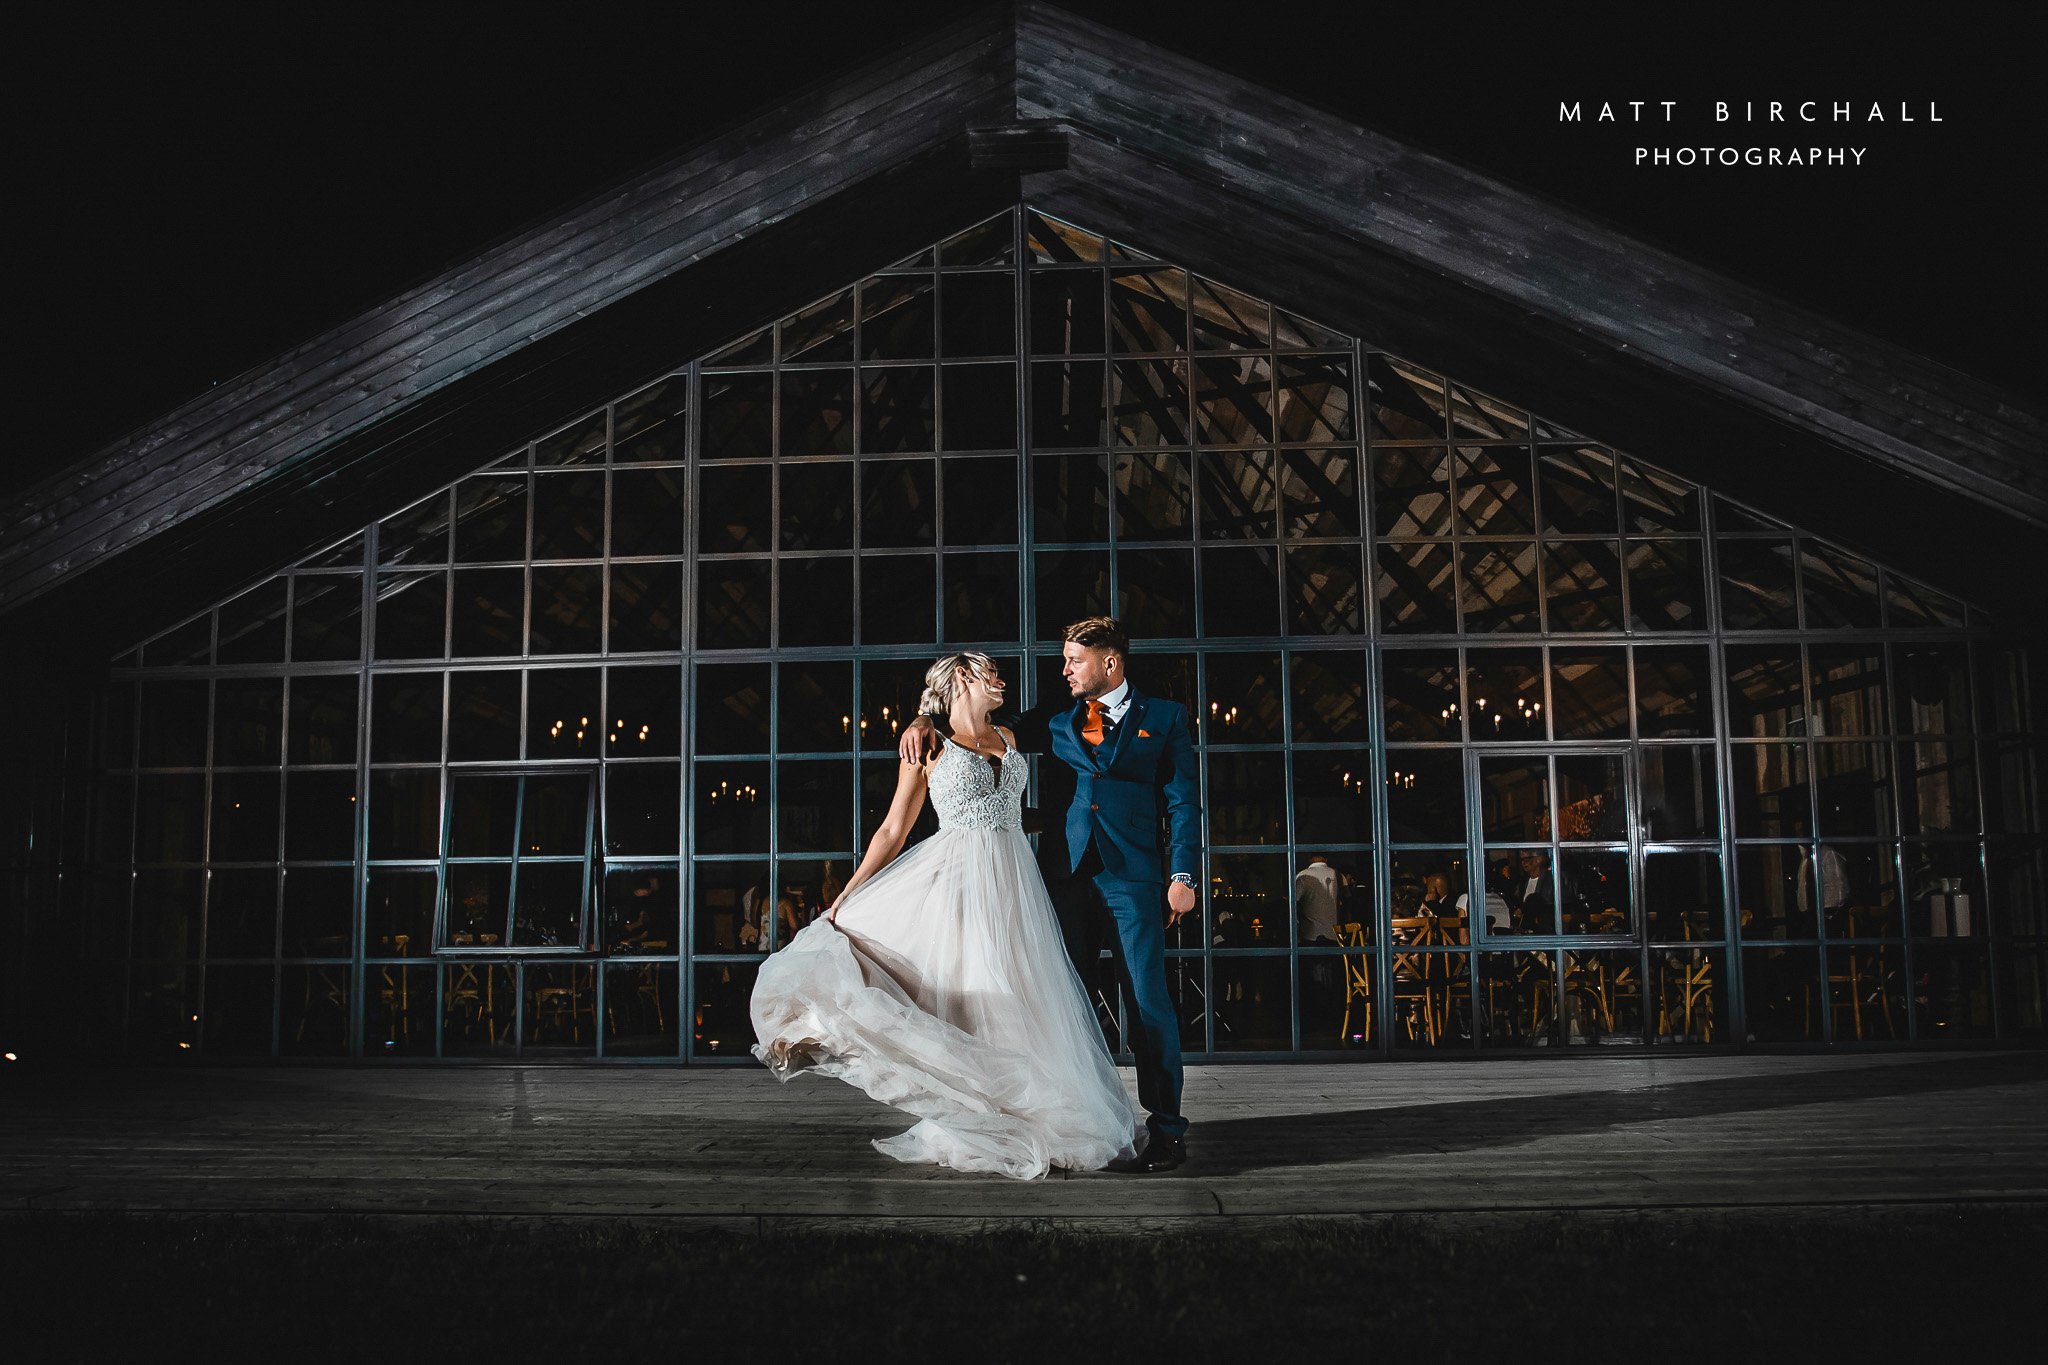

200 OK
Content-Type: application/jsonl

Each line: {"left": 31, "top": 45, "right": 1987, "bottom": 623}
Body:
{"left": 928, "top": 734, "right": 1026, "bottom": 832}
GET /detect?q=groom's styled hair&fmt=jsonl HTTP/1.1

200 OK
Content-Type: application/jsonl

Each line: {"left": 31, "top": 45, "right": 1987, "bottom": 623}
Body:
{"left": 1063, "top": 615, "right": 1128, "bottom": 659}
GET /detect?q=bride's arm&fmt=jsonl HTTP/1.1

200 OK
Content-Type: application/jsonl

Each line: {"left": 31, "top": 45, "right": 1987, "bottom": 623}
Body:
{"left": 826, "top": 756, "right": 931, "bottom": 920}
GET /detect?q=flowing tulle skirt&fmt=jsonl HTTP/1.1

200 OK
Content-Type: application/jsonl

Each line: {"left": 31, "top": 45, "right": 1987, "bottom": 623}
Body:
{"left": 750, "top": 827, "right": 1141, "bottom": 1179}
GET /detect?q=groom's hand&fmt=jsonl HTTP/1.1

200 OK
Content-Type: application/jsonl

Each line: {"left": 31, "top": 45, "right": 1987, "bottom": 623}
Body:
{"left": 896, "top": 715, "right": 942, "bottom": 764}
{"left": 1166, "top": 880, "right": 1197, "bottom": 923}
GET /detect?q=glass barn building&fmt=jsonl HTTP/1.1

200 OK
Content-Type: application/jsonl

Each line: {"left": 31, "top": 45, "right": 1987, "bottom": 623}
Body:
{"left": 3, "top": 11, "right": 2040, "bottom": 1064}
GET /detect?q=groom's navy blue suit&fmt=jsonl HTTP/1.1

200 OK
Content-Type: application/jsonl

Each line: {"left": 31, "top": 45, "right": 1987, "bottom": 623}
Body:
{"left": 1006, "top": 686, "right": 1199, "bottom": 1139}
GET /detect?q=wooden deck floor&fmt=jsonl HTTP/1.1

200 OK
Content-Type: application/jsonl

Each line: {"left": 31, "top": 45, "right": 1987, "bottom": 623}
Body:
{"left": 4, "top": 1052, "right": 2044, "bottom": 1223}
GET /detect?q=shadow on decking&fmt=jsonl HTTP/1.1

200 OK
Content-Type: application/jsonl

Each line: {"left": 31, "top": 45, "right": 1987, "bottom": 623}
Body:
{"left": 1176, "top": 1053, "right": 2048, "bottom": 1178}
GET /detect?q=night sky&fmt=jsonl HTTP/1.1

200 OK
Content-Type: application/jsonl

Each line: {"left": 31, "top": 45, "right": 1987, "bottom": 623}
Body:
{"left": 12, "top": 1, "right": 2040, "bottom": 502}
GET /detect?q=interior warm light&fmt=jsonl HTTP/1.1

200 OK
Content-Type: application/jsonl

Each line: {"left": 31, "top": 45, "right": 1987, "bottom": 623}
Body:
{"left": 178, "top": 1042, "right": 192, "bottom": 1050}
{"left": 3, "top": 1052, "right": 17, "bottom": 1062}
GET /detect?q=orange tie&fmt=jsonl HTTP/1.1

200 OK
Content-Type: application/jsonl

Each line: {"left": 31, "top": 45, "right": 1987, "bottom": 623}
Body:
{"left": 1082, "top": 698, "right": 1107, "bottom": 747}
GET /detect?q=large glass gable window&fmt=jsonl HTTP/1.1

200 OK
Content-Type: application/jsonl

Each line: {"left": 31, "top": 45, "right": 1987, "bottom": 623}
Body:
{"left": 85, "top": 207, "right": 2042, "bottom": 1061}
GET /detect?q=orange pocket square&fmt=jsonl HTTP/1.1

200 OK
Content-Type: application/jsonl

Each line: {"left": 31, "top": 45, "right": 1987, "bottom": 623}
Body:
{"left": 1137, "top": 729, "right": 1151, "bottom": 738}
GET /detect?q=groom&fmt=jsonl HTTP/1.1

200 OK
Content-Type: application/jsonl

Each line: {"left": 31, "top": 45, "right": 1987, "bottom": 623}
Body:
{"left": 902, "top": 616, "right": 1199, "bottom": 1172}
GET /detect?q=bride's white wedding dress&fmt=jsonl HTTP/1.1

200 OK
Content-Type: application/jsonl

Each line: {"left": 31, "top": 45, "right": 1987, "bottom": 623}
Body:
{"left": 750, "top": 733, "right": 1141, "bottom": 1179}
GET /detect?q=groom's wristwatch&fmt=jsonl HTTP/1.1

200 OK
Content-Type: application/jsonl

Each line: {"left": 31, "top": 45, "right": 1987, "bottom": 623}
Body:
{"left": 1170, "top": 873, "right": 1195, "bottom": 888}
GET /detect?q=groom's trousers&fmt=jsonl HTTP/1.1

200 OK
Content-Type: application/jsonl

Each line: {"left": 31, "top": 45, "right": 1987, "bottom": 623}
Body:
{"left": 1060, "top": 839, "right": 1188, "bottom": 1139}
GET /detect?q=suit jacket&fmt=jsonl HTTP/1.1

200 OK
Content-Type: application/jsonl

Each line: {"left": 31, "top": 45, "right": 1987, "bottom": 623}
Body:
{"left": 1000, "top": 687, "right": 1200, "bottom": 885}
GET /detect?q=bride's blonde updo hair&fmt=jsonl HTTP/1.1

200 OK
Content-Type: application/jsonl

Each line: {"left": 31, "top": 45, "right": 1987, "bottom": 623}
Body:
{"left": 917, "top": 650, "right": 996, "bottom": 719}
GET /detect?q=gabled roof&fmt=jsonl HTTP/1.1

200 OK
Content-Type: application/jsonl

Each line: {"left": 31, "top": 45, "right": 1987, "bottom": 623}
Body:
{"left": 4, "top": 1, "right": 2040, "bottom": 651}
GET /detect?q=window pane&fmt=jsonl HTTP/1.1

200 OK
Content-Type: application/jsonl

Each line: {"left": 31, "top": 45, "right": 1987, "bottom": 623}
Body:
{"left": 700, "top": 466, "right": 772, "bottom": 552}
{"left": 1460, "top": 543, "right": 1540, "bottom": 633}
{"left": 526, "top": 668, "right": 602, "bottom": 760}
{"left": 860, "top": 556, "right": 936, "bottom": 645}
{"left": 1372, "top": 446, "right": 1450, "bottom": 537}
{"left": 1110, "top": 269, "right": 1188, "bottom": 354}
{"left": 529, "top": 564, "right": 603, "bottom": 655}
{"left": 1801, "top": 542, "right": 1882, "bottom": 629}
{"left": 1455, "top": 446, "right": 1533, "bottom": 535}
{"left": 695, "top": 762, "right": 770, "bottom": 853}
{"left": 1543, "top": 541, "right": 1623, "bottom": 632}
{"left": 285, "top": 770, "right": 358, "bottom": 861}
{"left": 1625, "top": 540, "right": 1705, "bottom": 632}
{"left": 1293, "top": 753, "right": 1374, "bottom": 847}
{"left": 1644, "top": 851, "right": 1723, "bottom": 942}
{"left": 1029, "top": 360, "right": 1107, "bottom": 448}
{"left": 694, "top": 859, "right": 769, "bottom": 954}
{"left": 1465, "top": 650, "right": 1545, "bottom": 742}
{"left": 1480, "top": 755, "right": 1550, "bottom": 844}
{"left": 781, "top": 370, "right": 856, "bottom": 456}
{"left": 454, "top": 475, "right": 528, "bottom": 562}
{"left": 369, "top": 769, "right": 440, "bottom": 860}
{"left": 1895, "top": 644, "right": 1972, "bottom": 736}
{"left": 1199, "top": 652, "right": 1283, "bottom": 743}
{"left": 512, "top": 863, "right": 586, "bottom": 948}
{"left": 1718, "top": 538, "right": 1798, "bottom": 630}
{"left": 376, "top": 571, "right": 447, "bottom": 660}
{"left": 207, "top": 867, "right": 277, "bottom": 958}
{"left": 1279, "top": 448, "right": 1358, "bottom": 537}
{"left": 604, "top": 666, "right": 679, "bottom": 758}
{"left": 1635, "top": 645, "right": 1711, "bottom": 739}
{"left": 942, "top": 456, "right": 1019, "bottom": 545}
{"left": 940, "top": 362, "right": 1017, "bottom": 453}
{"left": 940, "top": 272, "right": 1014, "bottom": 358}
{"left": 449, "top": 775, "right": 518, "bottom": 857}
{"left": 1367, "top": 355, "right": 1447, "bottom": 440}
{"left": 1898, "top": 741, "right": 1979, "bottom": 835}
{"left": 1200, "top": 546, "right": 1280, "bottom": 638}
{"left": 604, "top": 764, "right": 679, "bottom": 855}
{"left": 1731, "top": 741, "right": 1809, "bottom": 839}
{"left": 1744, "top": 945, "right": 1821, "bottom": 1041}
{"left": 1197, "top": 450, "right": 1276, "bottom": 540}
{"left": 216, "top": 580, "right": 287, "bottom": 666}
{"left": 449, "top": 567, "right": 522, "bottom": 658}
{"left": 612, "top": 376, "right": 685, "bottom": 463}
{"left": 1033, "top": 551, "right": 1110, "bottom": 642}
{"left": 285, "top": 865, "right": 358, "bottom": 956}
{"left": 210, "top": 773, "right": 280, "bottom": 863}
{"left": 1274, "top": 354, "right": 1353, "bottom": 442}
{"left": 608, "top": 562, "right": 682, "bottom": 653}
{"left": 861, "top": 276, "right": 935, "bottom": 361}
{"left": 1557, "top": 753, "right": 1629, "bottom": 841}
{"left": 609, "top": 468, "right": 689, "bottom": 556}
{"left": 779, "top": 558, "right": 855, "bottom": 648}
{"left": 1206, "top": 752, "right": 1286, "bottom": 845}
{"left": 782, "top": 288, "right": 855, "bottom": 364}
{"left": 1286, "top": 546, "right": 1365, "bottom": 636}
{"left": 1619, "top": 460, "right": 1700, "bottom": 533}
{"left": 778, "top": 761, "right": 854, "bottom": 853}
{"left": 1115, "top": 451, "right": 1193, "bottom": 540}
{"left": 1189, "top": 276, "right": 1270, "bottom": 351}
{"left": 860, "top": 459, "right": 937, "bottom": 547}
{"left": 379, "top": 491, "right": 452, "bottom": 567}
{"left": 371, "top": 674, "right": 441, "bottom": 764}
{"left": 1549, "top": 649, "right": 1629, "bottom": 739}
{"left": 531, "top": 471, "right": 604, "bottom": 559}
{"left": 1810, "top": 646, "right": 1886, "bottom": 738}
{"left": 942, "top": 552, "right": 1020, "bottom": 644}
{"left": 939, "top": 214, "right": 1012, "bottom": 267}
{"left": 1113, "top": 357, "right": 1191, "bottom": 447}
{"left": 1486, "top": 850, "right": 1559, "bottom": 935}
{"left": 1814, "top": 743, "right": 1893, "bottom": 838}
{"left": 604, "top": 869, "right": 679, "bottom": 954}
{"left": 1385, "top": 749, "right": 1464, "bottom": 844}
{"left": 1193, "top": 355, "right": 1273, "bottom": 445}
{"left": 860, "top": 367, "right": 935, "bottom": 454}
{"left": 778, "top": 661, "right": 853, "bottom": 755}
{"left": 1117, "top": 548, "right": 1195, "bottom": 639}
{"left": 1642, "top": 746, "right": 1719, "bottom": 841}
{"left": 1029, "top": 269, "right": 1103, "bottom": 355}
{"left": 1538, "top": 445, "right": 1620, "bottom": 534}
{"left": 290, "top": 575, "right": 364, "bottom": 662}
{"left": 1290, "top": 650, "right": 1367, "bottom": 743}
{"left": 1380, "top": 533, "right": 1456, "bottom": 637}
{"left": 365, "top": 868, "right": 434, "bottom": 953}
{"left": 1559, "top": 849, "right": 1630, "bottom": 934}
{"left": 1034, "top": 453, "right": 1110, "bottom": 542}
{"left": 1381, "top": 648, "right": 1460, "bottom": 741}
{"left": 700, "top": 371, "right": 773, "bottom": 460}
{"left": 696, "top": 560, "right": 771, "bottom": 650}
{"left": 1726, "top": 646, "right": 1804, "bottom": 738}
{"left": 214, "top": 679, "right": 283, "bottom": 767}
{"left": 535, "top": 407, "right": 606, "bottom": 468}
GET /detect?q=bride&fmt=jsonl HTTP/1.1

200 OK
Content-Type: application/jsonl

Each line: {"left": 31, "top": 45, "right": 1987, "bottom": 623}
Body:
{"left": 750, "top": 650, "right": 1141, "bottom": 1179}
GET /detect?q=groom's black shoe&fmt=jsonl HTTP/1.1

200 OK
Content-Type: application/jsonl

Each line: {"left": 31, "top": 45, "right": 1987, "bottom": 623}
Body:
{"left": 1108, "top": 1134, "right": 1186, "bottom": 1174}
